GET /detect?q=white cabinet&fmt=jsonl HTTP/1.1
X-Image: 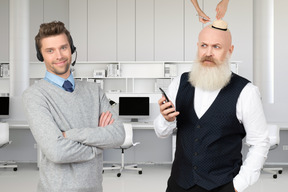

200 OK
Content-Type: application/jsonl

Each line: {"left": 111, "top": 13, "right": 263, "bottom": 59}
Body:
{"left": 117, "top": 0, "right": 136, "bottom": 61}
{"left": 135, "top": 0, "right": 154, "bottom": 60}
{"left": 0, "top": 0, "right": 9, "bottom": 62}
{"left": 0, "top": 63, "right": 10, "bottom": 93}
{"left": 154, "top": 0, "right": 184, "bottom": 61}
{"left": 0, "top": 79, "right": 9, "bottom": 93}
{"left": 71, "top": 0, "right": 194, "bottom": 61}
{"left": 72, "top": 61, "right": 169, "bottom": 94}
{"left": 43, "top": 0, "right": 69, "bottom": 25}
{"left": 29, "top": 61, "right": 238, "bottom": 95}
{"left": 69, "top": 0, "right": 88, "bottom": 62}
{"left": 68, "top": 0, "right": 252, "bottom": 66}
{"left": 88, "top": 0, "right": 117, "bottom": 61}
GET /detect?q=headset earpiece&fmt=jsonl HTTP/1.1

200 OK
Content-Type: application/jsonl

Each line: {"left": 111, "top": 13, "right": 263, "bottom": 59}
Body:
{"left": 69, "top": 36, "right": 76, "bottom": 54}
{"left": 36, "top": 42, "right": 44, "bottom": 62}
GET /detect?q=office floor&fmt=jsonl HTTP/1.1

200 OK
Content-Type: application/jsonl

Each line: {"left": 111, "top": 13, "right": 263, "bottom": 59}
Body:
{"left": 0, "top": 163, "right": 287, "bottom": 192}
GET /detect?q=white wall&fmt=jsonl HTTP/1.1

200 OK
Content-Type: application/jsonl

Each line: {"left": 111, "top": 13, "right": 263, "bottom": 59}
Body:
{"left": 263, "top": 0, "right": 288, "bottom": 124}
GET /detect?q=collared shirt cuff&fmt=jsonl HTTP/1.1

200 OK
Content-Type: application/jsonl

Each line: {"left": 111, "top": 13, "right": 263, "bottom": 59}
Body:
{"left": 233, "top": 174, "right": 249, "bottom": 192}
{"left": 154, "top": 114, "right": 176, "bottom": 138}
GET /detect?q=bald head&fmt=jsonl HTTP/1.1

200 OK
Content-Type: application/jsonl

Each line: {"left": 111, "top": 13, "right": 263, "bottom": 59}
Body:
{"left": 199, "top": 24, "right": 232, "bottom": 48}
{"left": 197, "top": 21, "right": 234, "bottom": 66}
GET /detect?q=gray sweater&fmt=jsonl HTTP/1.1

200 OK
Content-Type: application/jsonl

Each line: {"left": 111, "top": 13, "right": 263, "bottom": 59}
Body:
{"left": 22, "top": 79, "right": 125, "bottom": 192}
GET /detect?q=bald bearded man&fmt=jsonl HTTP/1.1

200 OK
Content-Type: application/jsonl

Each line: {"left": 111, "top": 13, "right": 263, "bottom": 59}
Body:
{"left": 154, "top": 20, "right": 269, "bottom": 192}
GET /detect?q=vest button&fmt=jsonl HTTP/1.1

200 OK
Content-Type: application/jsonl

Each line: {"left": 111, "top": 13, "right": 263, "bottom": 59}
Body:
{"left": 194, "top": 138, "right": 199, "bottom": 142}
{"left": 194, "top": 152, "right": 198, "bottom": 156}
{"left": 196, "top": 125, "right": 201, "bottom": 128}
{"left": 193, "top": 166, "right": 197, "bottom": 170}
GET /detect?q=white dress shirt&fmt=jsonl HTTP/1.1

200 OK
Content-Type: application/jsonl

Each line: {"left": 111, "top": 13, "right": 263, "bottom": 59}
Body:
{"left": 154, "top": 75, "right": 270, "bottom": 192}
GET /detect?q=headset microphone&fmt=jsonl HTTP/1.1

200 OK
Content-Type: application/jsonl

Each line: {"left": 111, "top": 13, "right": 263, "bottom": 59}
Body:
{"left": 71, "top": 50, "right": 77, "bottom": 66}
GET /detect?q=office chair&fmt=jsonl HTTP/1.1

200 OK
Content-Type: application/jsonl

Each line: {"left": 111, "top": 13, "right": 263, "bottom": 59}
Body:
{"left": 0, "top": 122, "right": 18, "bottom": 171}
{"left": 262, "top": 124, "right": 282, "bottom": 179}
{"left": 103, "top": 123, "right": 142, "bottom": 177}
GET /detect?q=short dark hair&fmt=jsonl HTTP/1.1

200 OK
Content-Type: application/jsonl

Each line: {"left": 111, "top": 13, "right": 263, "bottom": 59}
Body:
{"left": 35, "top": 21, "right": 71, "bottom": 50}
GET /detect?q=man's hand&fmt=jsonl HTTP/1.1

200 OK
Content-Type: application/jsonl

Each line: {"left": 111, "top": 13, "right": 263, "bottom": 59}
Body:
{"left": 158, "top": 96, "right": 180, "bottom": 122}
{"left": 99, "top": 111, "right": 114, "bottom": 127}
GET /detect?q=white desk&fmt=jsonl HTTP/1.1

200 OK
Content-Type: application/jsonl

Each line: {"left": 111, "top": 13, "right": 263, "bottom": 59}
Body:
{"left": 7, "top": 121, "right": 29, "bottom": 129}
{"left": 7, "top": 121, "right": 288, "bottom": 130}
{"left": 7, "top": 121, "right": 154, "bottom": 130}
{"left": 5, "top": 120, "right": 288, "bottom": 164}
{"left": 126, "top": 121, "right": 154, "bottom": 129}
{"left": 5, "top": 120, "right": 155, "bottom": 166}
{"left": 271, "top": 123, "right": 288, "bottom": 130}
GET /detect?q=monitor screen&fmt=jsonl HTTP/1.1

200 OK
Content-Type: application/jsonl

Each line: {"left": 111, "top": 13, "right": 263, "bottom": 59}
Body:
{"left": 0, "top": 97, "right": 9, "bottom": 118}
{"left": 119, "top": 97, "right": 149, "bottom": 122}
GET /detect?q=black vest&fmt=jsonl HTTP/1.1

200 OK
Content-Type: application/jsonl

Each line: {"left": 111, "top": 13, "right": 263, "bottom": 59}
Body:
{"left": 171, "top": 72, "right": 249, "bottom": 190}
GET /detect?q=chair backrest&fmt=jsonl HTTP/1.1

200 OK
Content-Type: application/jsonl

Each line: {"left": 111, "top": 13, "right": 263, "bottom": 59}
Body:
{"left": 0, "top": 122, "right": 9, "bottom": 146}
{"left": 121, "top": 123, "right": 134, "bottom": 149}
{"left": 267, "top": 124, "right": 280, "bottom": 150}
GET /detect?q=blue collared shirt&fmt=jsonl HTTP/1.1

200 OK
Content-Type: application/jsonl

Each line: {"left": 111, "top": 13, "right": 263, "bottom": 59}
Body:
{"left": 44, "top": 71, "right": 75, "bottom": 91}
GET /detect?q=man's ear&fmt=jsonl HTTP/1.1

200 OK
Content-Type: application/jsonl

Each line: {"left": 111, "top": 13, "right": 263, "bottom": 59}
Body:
{"left": 229, "top": 45, "right": 234, "bottom": 54}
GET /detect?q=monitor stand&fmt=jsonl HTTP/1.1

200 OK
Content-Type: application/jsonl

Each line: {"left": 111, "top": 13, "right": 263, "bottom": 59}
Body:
{"left": 131, "top": 118, "right": 139, "bottom": 122}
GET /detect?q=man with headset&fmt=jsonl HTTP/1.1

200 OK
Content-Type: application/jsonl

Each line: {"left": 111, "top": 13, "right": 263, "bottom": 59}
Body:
{"left": 22, "top": 21, "right": 125, "bottom": 192}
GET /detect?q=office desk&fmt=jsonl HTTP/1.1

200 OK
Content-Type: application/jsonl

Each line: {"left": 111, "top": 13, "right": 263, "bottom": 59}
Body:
{"left": 8, "top": 121, "right": 288, "bottom": 164}
{"left": 8, "top": 121, "right": 288, "bottom": 130}
{"left": 8, "top": 121, "right": 29, "bottom": 129}
{"left": 6, "top": 120, "right": 167, "bottom": 163}
{"left": 125, "top": 121, "right": 154, "bottom": 129}
{"left": 272, "top": 123, "right": 288, "bottom": 130}
{"left": 7, "top": 121, "right": 154, "bottom": 130}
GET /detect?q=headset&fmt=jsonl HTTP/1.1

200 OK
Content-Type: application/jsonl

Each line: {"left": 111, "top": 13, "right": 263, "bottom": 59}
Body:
{"left": 35, "top": 35, "right": 77, "bottom": 66}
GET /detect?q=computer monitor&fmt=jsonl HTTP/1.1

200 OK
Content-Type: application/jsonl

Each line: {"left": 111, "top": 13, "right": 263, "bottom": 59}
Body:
{"left": 0, "top": 96, "right": 9, "bottom": 119}
{"left": 119, "top": 97, "right": 149, "bottom": 122}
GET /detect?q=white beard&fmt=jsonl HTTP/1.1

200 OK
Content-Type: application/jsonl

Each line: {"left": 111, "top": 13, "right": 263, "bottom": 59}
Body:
{"left": 189, "top": 57, "right": 232, "bottom": 91}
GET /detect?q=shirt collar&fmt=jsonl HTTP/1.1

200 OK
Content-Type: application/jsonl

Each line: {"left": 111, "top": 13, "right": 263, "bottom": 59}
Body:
{"left": 44, "top": 71, "right": 75, "bottom": 89}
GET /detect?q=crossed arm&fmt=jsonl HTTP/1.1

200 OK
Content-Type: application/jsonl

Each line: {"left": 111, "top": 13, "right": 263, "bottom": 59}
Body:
{"left": 62, "top": 111, "right": 115, "bottom": 138}
{"left": 23, "top": 89, "right": 125, "bottom": 164}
